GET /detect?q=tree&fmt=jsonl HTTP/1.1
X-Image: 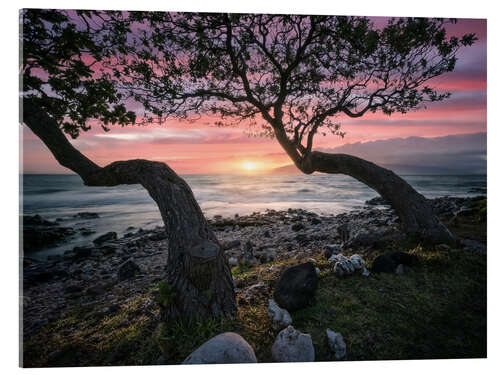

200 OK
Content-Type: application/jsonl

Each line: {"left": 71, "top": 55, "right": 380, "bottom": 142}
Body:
{"left": 116, "top": 13, "right": 476, "bottom": 244}
{"left": 20, "top": 9, "right": 236, "bottom": 319}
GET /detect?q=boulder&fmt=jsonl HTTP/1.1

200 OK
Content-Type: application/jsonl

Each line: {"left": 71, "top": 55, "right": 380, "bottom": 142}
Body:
{"left": 22, "top": 215, "right": 76, "bottom": 250}
{"left": 274, "top": 262, "right": 319, "bottom": 312}
{"left": 73, "top": 245, "right": 93, "bottom": 259}
{"left": 372, "top": 252, "right": 418, "bottom": 273}
{"left": 271, "top": 326, "right": 315, "bottom": 362}
{"left": 390, "top": 251, "right": 419, "bottom": 266}
{"left": 23, "top": 214, "right": 56, "bottom": 226}
{"left": 93, "top": 231, "right": 118, "bottom": 246}
{"left": 326, "top": 329, "right": 346, "bottom": 360}
{"left": 291, "top": 222, "right": 305, "bottom": 232}
{"left": 149, "top": 231, "right": 167, "bottom": 241}
{"left": 117, "top": 259, "right": 140, "bottom": 281}
{"left": 255, "top": 248, "right": 276, "bottom": 264}
{"left": 345, "top": 228, "right": 380, "bottom": 248}
{"left": 332, "top": 257, "right": 354, "bottom": 276}
{"left": 222, "top": 239, "right": 241, "bottom": 250}
{"left": 183, "top": 332, "right": 257, "bottom": 364}
{"left": 344, "top": 226, "right": 404, "bottom": 249}
{"left": 310, "top": 217, "right": 322, "bottom": 225}
{"left": 371, "top": 253, "right": 396, "bottom": 273}
{"left": 330, "top": 254, "right": 368, "bottom": 277}
{"left": 365, "top": 196, "right": 388, "bottom": 206}
{"left": 268, "top": 299, "right": 292, "bottom": 330}
{"left": 239, "top": 241, "right": 258, "bottom": 265}
{"left": 349, "top": 254, "right": 365, "bottom": 270}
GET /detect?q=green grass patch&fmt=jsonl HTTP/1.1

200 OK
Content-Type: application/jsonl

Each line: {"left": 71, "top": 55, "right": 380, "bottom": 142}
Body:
{"left": 23, "top": 296, "right": 163, "bottom": 367}
{"left": 24, "top": 244, "right": 486, "bottom": 366}
{"left": 158, "top": 246, "right": 485, "bottom": 363}
{"left": 292, "top": 248, "right": 486, "bottom": 361}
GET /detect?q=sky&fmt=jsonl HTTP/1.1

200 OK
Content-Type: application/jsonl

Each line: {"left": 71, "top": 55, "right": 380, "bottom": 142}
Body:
{"left": 21, "top": 17, "right": 486, "bottom": 175}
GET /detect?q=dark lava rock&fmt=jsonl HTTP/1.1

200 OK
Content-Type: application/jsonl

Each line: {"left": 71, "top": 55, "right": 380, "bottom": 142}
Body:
{"left": 149, "top": 231, "right": 167, "bottom": 241}
{"left": 365, "top": 196, "right": 388, "bottom": 206}
{"left": 118, "top": 259, "right": 140, "bottom": 281}
{"left": 22, "top": 215, "right": 76, "bottom": 250}
{"left": 64, "top": 284, "right": 84, "bottom": 294}
{"left": 24, "top": 264, "right": 69, "bottom": 286}
{"left": 73, "top": 245, "right": 93, "bottom": 259}
{"left": 86, "top": 283, "right": 109, "bottom": 296}
{"left": 79, "top": 228, "right": 95, "bottom": 236}
{"left": 295, "top": 233, "right": 309, "bottom": 245}
{"left": 291, "top": 223, "right": 305, "bottom": 232}
{"left": 74, "top": 212, "right": 100, "bottom": 219}
{"left": 372, "top": 253, "right": 396, "bottom": 273}
{"left": 310, "top": 217, "right": 322, "bottom": 225}
{"left": 372, "top": 251, "right": 419, "bottom": 273}
{"left": 390, "top": 251, "right": 419, "bottom": 266}
{"left": 23, "top": 215, "right": 57, "bottom": 226}
{"left": 274, "top": 262, "right": 319, "bottom": 312}
{"left": 99, "top": 243, "right": 119, "bottom": 255}
{"left": 93, "top": 231, "right": 118, "bottom": 246}
{"left": 337, "top": 223, "right": 350, "bottom": 244}
{"left": 243, "top": 240, "right": 254, "bottom": 252}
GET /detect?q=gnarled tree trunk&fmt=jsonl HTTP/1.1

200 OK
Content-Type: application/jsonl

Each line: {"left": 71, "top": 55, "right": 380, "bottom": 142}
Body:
{"left": 22, "top": 98, "right": 236, "bottom": 319}
{"left": 299, "top": 151, "right": 455, "bottom": 245}
{"left": 274, "top": 122, "right": 454, "bottom": 245}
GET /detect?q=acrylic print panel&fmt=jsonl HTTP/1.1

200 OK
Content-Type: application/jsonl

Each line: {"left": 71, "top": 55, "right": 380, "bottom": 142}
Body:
{"left": 20, "top": 8, "right": 486, "bottom": 367}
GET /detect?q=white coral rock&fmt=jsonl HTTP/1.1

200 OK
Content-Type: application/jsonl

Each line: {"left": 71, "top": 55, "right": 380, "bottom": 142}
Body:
{"left": 326, "top": 328, "right": 346, "bottom": 360}
{"left": 268, "top": 299, "right": 292, "bottom": 330}
{"left": 349, "top": 254, "right": 366, "bottom": 270}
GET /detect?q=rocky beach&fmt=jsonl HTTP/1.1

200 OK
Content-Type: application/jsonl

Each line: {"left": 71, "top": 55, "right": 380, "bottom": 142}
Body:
{"left": 21, "top": 195, "right": 487, "bottom": 366}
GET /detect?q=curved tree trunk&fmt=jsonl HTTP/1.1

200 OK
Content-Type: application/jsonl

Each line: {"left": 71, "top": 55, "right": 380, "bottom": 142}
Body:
{"left": 21, "top": 98, "right": 236, "bottom": 319}
{"left": 299, "top": 151, "right": 455, "bottom": 245}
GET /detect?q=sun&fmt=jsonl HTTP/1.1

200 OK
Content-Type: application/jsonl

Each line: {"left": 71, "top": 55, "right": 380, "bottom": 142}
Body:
{"left": 242, "top": 161, "right": 258, "bottom": 172}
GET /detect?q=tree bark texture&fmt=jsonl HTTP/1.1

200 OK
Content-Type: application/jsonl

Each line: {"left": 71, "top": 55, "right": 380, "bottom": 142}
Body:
{"left": 22, "top": 98, "right": 236, "bottom": 319}
{"left": 300, "top": 151, "right": 455, "bottom": 245}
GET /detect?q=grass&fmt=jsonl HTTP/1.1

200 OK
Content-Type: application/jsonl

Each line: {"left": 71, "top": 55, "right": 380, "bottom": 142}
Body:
{"left": 292, "top": 248, "right": 486, "bottom": 361}
{"left": 23, "top": 295, "right": 163, "bottom": 367}
{"left": 154, "top": 244, "right": 485, "bottom": 363}
{"left": 23, "top": 212, "right": 487, "bottom": 366}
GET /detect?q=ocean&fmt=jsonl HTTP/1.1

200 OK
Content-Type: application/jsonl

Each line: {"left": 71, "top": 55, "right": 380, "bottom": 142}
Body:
{"left": 21, "top": 173, "right": 486, "bottom": 259}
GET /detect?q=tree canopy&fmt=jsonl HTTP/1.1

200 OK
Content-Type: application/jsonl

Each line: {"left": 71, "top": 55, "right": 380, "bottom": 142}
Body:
{"left": 22, "top": 10, "right": 476, "bottom": 154}
{"left": 116, "top": 13, "right": 476, "bottom": 159}
{"left": 21, "top": 9, "right": 135, "bottom": 138}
